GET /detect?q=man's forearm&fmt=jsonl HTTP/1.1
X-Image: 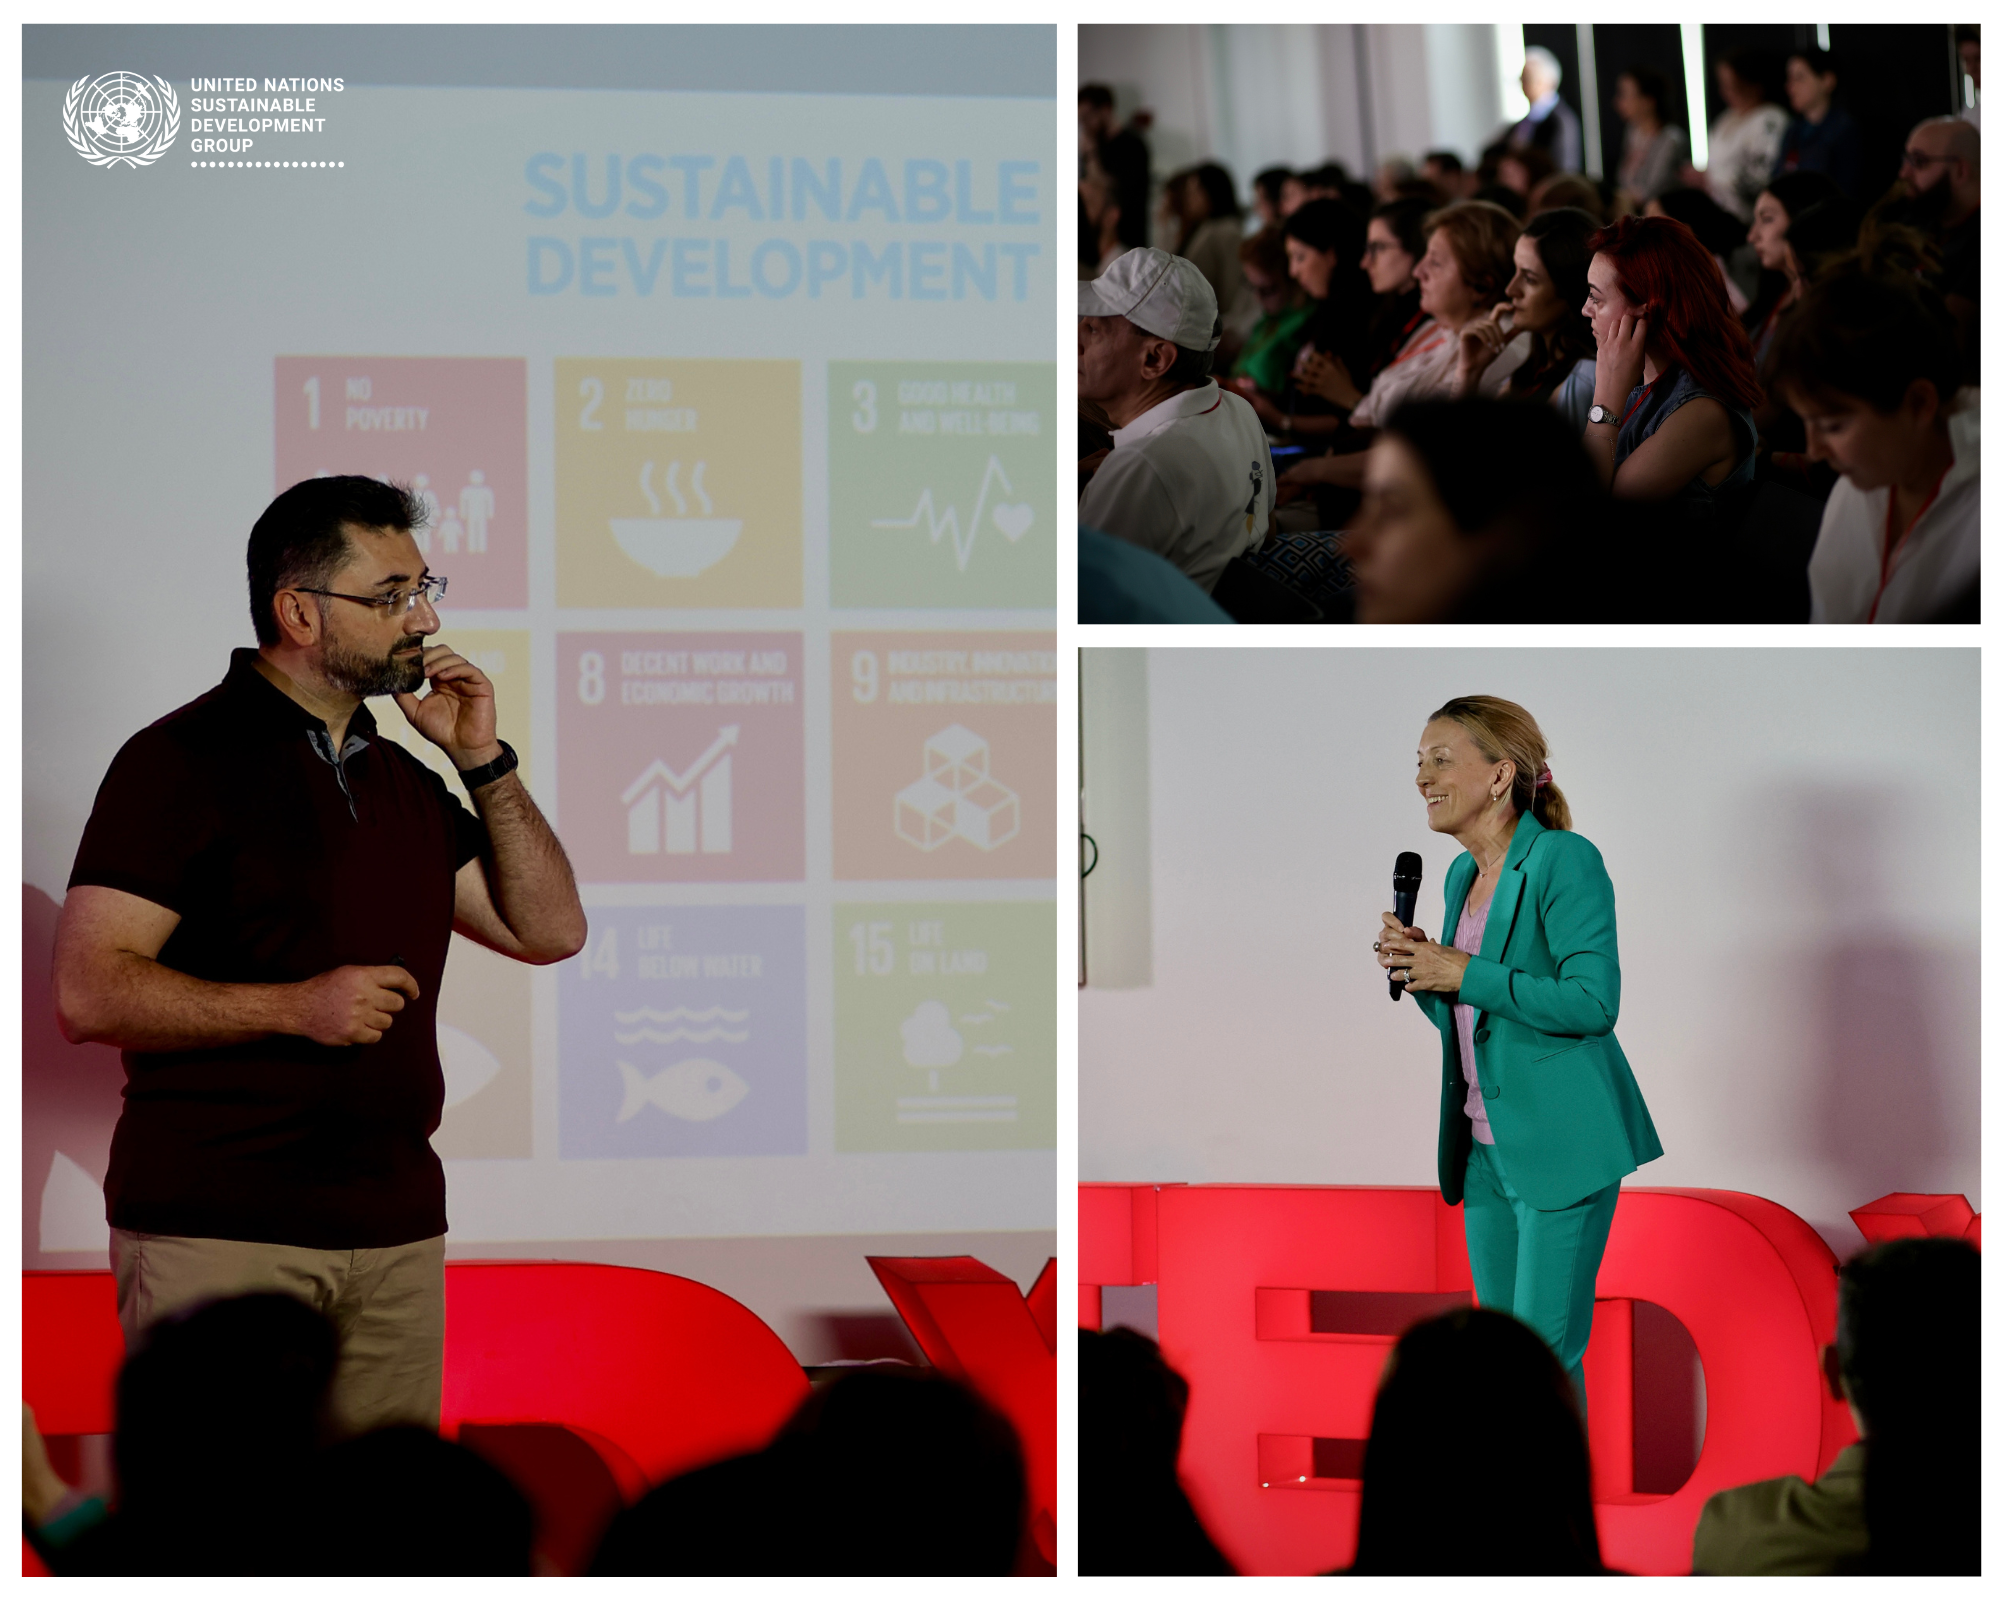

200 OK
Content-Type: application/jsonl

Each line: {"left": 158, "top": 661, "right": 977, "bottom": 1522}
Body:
{"left": 57, "top": 952, "right": 300, "bottom": 1053}
{"left": 469, "top": 774, "right": 587, "bottom": 959}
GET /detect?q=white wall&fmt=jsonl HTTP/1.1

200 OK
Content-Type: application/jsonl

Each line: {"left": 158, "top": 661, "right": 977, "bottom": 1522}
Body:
{"left": 1079, "top": 649, "right": 1980, "bottom": 1261}
{"left": 1079, "top": 23, "right": 1515, "bottom": 206}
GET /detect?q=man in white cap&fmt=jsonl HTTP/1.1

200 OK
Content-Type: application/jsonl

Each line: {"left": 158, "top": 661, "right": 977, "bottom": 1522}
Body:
{"left": 1079, "top": 247, "right": 1274, "bottom": 596}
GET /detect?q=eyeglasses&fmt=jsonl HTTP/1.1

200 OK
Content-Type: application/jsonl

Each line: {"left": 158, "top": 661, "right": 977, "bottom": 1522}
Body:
{"left": 1901, "top": 148, "right": 1946, "bottom": 170}
{"left": 294, "top": 575, "right": 447, "bottom": 614}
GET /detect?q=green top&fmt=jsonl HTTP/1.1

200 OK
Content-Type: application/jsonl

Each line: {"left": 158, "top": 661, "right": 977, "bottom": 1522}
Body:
{"left": 1691, "top": 1443, "right": 1868, "bottom": 1575}
{"left": 1413, "top": 812, "right": 1663, "bottom": 1211}
{"left": 1230, "top": 305, "right": 1313, "bottom": 397}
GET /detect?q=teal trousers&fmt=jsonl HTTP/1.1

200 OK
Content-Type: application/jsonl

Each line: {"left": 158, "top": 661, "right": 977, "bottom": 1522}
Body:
{"left": 1460, "top": 1138, "right": 1621, "bottom": 1419}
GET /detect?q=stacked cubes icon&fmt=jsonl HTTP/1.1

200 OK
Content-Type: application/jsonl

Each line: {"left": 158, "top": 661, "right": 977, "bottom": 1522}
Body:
{"left": 895, "top": 725, "right": 1021, "bottom": 852}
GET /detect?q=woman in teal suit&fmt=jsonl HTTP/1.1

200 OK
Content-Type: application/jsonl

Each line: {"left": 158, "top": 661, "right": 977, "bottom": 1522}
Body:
{"left": 1376, "top": 695, "right": 1662, "bottom": 1415}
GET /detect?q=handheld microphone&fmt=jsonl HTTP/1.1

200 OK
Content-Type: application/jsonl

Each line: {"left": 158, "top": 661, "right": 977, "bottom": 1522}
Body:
{"left": 1390, "top": 852, "right": 1423, "bottom": 1001}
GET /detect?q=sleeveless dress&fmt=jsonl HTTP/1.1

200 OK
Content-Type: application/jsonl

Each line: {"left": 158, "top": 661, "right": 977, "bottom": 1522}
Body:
{"left": 1614, "top": 365, "right": 1757, "bottom": 519}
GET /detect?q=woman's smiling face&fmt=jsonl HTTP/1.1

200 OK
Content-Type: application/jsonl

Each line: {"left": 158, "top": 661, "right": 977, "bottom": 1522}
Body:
{"left": 1416, "top": 718, "right": 1511, "bottom": 833}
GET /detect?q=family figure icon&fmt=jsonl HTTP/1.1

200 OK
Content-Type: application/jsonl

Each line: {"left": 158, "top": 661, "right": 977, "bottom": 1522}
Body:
{"left": 411, "top": 469, "right": 495, "bottom": 555}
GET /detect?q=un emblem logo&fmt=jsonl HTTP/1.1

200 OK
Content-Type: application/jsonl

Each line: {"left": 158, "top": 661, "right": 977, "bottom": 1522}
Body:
{"left": 63, "top": 72, "right": 180, "bottom": 168}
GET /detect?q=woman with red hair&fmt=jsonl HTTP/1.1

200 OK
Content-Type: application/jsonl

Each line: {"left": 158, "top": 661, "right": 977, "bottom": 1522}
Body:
{"left": 1581, "top": 215, "right": 1764, "bottom": 507}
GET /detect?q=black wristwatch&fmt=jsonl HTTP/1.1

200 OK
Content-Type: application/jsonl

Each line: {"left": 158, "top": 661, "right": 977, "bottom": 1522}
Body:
{"left": 457, "top": 739, "right": 519, "bottom": 791}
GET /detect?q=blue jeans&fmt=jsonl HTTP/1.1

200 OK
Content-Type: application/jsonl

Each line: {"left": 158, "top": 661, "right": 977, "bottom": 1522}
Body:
{"left": 1460, "top": 1138, "right": 1620, "bottom": 1418}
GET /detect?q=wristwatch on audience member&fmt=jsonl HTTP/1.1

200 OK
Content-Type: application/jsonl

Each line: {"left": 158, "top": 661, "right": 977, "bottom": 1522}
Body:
{"left": 1587, "top": 404, "right": 1616, "bottom": 426}
{"left": 458, "top": 739, "right": 519, "bottom": 790}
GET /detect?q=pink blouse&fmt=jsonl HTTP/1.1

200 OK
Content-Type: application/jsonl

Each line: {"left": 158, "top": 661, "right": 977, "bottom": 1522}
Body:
{"left": 1450, "top": 895, "right": 1497, "bottom": 1145}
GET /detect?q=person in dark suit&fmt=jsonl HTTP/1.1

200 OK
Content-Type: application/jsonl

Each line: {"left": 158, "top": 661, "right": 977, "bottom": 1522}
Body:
{"left": 1509, "top": 47, "right": 1584, "bottom": 175}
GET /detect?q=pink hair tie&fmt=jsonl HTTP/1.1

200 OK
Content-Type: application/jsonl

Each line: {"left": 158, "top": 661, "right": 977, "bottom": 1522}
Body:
{"left": 1534, "top": 765, "right": 1553, "bottom": 790}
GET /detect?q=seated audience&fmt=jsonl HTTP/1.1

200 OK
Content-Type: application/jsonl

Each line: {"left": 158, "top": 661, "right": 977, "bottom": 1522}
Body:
{"left": 1693, "top": 1236, "right": 1979, "bottom": 1574}
{"left": 1581, "top": 215, "right": 1763, "bottom": 509}
{"left": 1527, "top": 171, "right": 1606, "bottom": 222}
{"left": 1462, "top": 205, "right": 1597, "bottom": 407}
{"left": 1702, "top": 48, "right": 1792, "bottom": 222}
{"left": 1226, "top": 224, "right": 1312, "bottom": 400}
{"left": 1646, "top": 185, "right": 1753, "bottom": 311}
{"left": 301, "top": 1426, "right": 533, "bottom": 1575}
{"left": 1613, "top": 65, "right": 1690, "bottom": 209}
{"left": 1345, "top": 1306, "right": 1606, "bottom": 1573}
{"left": 1078, "top": 249, "right": 1275, "bottom": 593}
{"left": 1255, "top": 196, "right": 1431, "bottom": 437}
{"left": 1472, "top": 180, "right": 1528, "bottom": 220}
{"left": 1250, "top": 164, "right": 1292, "bottom": 232}
{"left": 1249, "top": 198, "right": 1374, "bottom": 445}
{"left": 1769, "top": 266, "right": 1978, "bottom": 622}
{"left": 29, "top": 1292, "right": 340, "bottom": 1575}
{"left": 1354, "top": 197, "right": 1437, "bottom": 382}
{"left": 1080, "top": 1328, "right": 1234, "bottom": 1575}
{"left": 1743, "top": 170, "right": 1845, "bottom": 362}
{"left": 1495, "top": 141, "right": 1555, "bottom": 200}
{"left": 1778, "top": 47, "right": 1864, "bottom": 198}
{"left": 1421, "top": 148, "right": 1473, "bottom": 199}
{"left": 1079, "top": 167, "right": 1126, "bottom": 279}
{"left": 1892, "top": 116, "right": 1979, "bottom": 371}
{"left": 1276, "top": 200, "right": 1524, "bottom": 500}
{"left": 595, "top": 1367, "right": 1027, "bottom": 1576}
{"left": 1164, "top": 162, "right": 1251, "bottom": 333}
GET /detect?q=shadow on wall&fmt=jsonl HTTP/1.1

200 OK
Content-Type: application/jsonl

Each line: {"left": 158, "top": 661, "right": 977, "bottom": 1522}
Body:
{"left": 23, "top": 885, "right": 125, "bottom": 1267}
{"left": 1793, "top": 789, "right": 1962, "bottom": 1216}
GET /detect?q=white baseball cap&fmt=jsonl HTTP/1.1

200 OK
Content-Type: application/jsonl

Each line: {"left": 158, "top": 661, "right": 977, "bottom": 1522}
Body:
{"left": 1079, "top": 247, "right": 1221, "bottom": 351}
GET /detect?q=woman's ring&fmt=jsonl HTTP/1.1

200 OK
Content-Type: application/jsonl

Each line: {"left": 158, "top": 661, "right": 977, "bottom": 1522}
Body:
{"left": 1372, "top": 941, "right": 1381, "bottom": 952}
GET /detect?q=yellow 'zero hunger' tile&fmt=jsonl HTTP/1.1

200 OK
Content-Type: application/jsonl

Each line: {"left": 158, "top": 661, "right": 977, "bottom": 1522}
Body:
{"left": 555, "top": 357, "right": 802, "bottom": 608}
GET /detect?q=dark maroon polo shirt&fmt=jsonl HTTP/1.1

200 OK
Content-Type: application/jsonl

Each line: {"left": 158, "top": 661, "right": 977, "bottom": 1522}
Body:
{"left": 68, "top": 649, "right": 488, "bottom": 1249}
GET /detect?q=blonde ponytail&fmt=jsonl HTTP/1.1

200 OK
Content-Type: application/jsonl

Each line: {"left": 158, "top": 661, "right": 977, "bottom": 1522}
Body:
{"left": 1428, "top": 695, "right": 1572, "bottom": 831}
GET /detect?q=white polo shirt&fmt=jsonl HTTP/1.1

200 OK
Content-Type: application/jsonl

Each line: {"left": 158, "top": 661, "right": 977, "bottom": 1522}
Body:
{"left": 1079, "top": 381, "right": 1274, "bottom": 594}
{"left": 1809, "top": 390, "right": 1980, "bottom": 623}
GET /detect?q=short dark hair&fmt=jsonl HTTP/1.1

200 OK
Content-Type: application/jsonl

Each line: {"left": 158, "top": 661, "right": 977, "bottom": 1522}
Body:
{"left": 1078, "top": 83, "right": 1115, "bottom": 110}
{"left": 1620, "top": 65, "right": 1671, "bottom": 118}
{"left": 1423, "top": 149, "right": 1465, "bottom": 176}
{"left": 1190, "top": 162, "right": 1241, "bottom": 221}
{"left": 1370, "top": 196, "right": 1434, "bottom": 262}
{"left": 1791, "top": 45, "right": 1837, "bottom": 80}
{"left": 247, "top": 475, "right": 427, "bottom": 647}
{"left": 1771, "top": 263, "right": 1963, "bottom": 414}
{"left": 1252, "top": 166, "right": 1293, "bottom": 209}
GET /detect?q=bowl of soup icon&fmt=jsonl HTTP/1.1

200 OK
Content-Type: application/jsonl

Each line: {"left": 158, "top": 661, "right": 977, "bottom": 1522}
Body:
{"left": 609, "top": 518, "right": 743, "bottom": 577}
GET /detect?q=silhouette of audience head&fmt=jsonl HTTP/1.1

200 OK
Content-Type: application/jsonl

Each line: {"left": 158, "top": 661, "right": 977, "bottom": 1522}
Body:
{"left": 1346, "top": 399, "right": 1619, "bottom": 623}
{"left": 109, "top": 1291, "right": 339, "bottom": 1571}
{"left": 1350, "top": 1307, "right": 1603, "bottom": 1574}
{"left": 594, "top": 1366, "right": 1025, "bottom": 1576}
{"left": 302, "top": 1425, "right": 534, "bottom": 1575}
{"left": 1828, "top": 1237, "right": 1980, "bottom": 1575}
{"left": 1080, "top": 1327, "right": 1234, "bottom": 1575}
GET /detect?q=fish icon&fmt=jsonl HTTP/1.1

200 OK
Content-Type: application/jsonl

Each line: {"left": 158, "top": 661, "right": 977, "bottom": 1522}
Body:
{"left": 616, "top": 1058, "right": 750, "bottom": 1124}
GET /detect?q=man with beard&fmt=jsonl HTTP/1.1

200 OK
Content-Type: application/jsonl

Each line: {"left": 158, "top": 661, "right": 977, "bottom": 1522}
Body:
{"left": 53, "top": 475, "right": 586, "bottom": 1438}
{"left": 1895, "top": 116, "right": 1980, "bottom": 377}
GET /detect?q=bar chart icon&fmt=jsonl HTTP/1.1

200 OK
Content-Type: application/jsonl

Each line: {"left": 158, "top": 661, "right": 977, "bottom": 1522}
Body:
{"left": 623, "top": 726, "right": 739, "bottom": 855}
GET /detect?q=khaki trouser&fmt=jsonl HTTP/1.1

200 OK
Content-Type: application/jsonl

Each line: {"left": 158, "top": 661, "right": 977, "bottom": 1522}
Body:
{"left": 109, "top": 1229, "right": 446, "bottom": 1438}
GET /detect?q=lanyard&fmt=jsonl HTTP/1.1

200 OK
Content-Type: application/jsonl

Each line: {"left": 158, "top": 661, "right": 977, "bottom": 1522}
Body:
{"left": 1388, "top": 327, "right": 1449, "bottom": 370}
{"left": 1620, "top": 378, "right": 1659, "bottom": 428}
{"left": 1867, "top": 471, "right": 1948, "bottom": 624}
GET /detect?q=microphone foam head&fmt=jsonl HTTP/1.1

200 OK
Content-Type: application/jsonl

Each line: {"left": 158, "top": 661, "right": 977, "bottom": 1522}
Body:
{"left": 1394, "top": 851, "right": 1424, "bottom": 885}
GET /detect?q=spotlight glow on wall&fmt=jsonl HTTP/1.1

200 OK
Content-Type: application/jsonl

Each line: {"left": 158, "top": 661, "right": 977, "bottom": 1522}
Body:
{"left": 1681, "top": 24, "right": 1708, "bottom": 171}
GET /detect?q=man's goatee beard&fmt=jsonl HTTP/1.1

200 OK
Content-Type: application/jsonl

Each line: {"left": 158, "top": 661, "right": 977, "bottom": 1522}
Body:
{"left": 323, "top": 642, "right": 425, "bottom": 698}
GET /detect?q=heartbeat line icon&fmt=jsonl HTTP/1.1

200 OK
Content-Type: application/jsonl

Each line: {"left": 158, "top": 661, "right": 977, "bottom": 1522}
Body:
{"left": 870, "top": 456, "right": 1035, "bottom": 572}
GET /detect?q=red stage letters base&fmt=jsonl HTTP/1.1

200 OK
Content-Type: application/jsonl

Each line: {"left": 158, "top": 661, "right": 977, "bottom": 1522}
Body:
{"left": 1081, "top": 1183, "right": 1874, "bottom": 1576}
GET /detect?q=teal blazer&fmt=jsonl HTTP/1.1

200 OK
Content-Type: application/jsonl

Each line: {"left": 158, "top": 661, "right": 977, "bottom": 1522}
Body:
{"left": 1412, "top": 812, "right": 1663, "bottom": 1212}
